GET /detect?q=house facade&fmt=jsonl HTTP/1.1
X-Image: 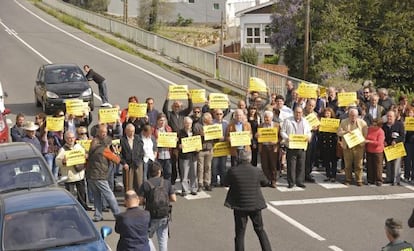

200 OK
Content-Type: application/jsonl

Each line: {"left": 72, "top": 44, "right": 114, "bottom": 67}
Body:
{"left": 237, "top": 1, "right": 275, "bottom": 62}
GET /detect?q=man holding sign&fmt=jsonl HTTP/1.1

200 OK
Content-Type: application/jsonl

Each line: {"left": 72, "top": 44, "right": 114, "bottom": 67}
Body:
{"left": 56, "top": 131, "right": 91, "bottom": 211}
{"left": 281, "top": 107, "right": 311, "bottom": 189}
{"left": 337, "top": 108, "right": 368, "bottom": 186}
{"left": 226, "top": 109, "right": 252, "bottom": 167}
{"left": 382, "top": 110, "right": 405, "bottom": 185}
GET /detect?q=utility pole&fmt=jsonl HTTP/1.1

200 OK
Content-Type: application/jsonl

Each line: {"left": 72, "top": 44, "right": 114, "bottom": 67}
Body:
{"left": 123, "top": 0, "right": 128, "bottom": 24}
{"left": 303, "top": 0, "right": 310, "bottom": 80}
{"left": 220, "top": 11, "right": 224, "bottom": 55}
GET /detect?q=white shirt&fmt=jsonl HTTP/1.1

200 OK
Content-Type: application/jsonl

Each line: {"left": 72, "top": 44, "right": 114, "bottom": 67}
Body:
{"left": 142, "top": 136, "right": 155, "bottom": 163}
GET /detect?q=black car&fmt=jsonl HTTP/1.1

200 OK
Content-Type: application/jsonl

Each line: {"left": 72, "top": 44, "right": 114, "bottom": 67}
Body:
{"left": 34, "top": 63, "right": 94, "bottom": 114}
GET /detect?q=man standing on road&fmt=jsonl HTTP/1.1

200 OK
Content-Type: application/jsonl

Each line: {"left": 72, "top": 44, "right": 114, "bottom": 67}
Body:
{"left": 10, "top": 113, "right": 25, "bottom": 142}
{"left": 83, "top": 65, "right": 111, "bottom": 107}
{"left": 87, "top": 124, "right": 121, "bottom": 222}
{"left": 139, "top": 162, "right": 176, "bottom": 251}
{"left": 115, "top": 190, "right": 151, "bottom": 251}
{"left": 224, "top": 150, "right": 272, "bottom": 251}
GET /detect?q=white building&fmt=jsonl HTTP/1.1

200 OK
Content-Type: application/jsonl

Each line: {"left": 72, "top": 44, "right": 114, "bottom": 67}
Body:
{"left": 236, "top": 1, "right": 275, "bottom": 60}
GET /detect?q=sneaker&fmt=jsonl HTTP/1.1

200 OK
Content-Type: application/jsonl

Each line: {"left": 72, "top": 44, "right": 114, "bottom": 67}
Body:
{"left": 101, "top": 103, "right": 112, "bottom": 108}
{"left": 92, "top": 217, "right": 103, "bottom": 222}
{"left": 190, "top": 191, "right": 197, "bottom": 195}
{"left": 205, "top": 185, "right": 212, "bottom": 191}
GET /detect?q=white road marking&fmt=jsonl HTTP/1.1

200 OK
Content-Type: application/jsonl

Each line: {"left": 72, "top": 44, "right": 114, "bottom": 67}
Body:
{"left": 13, "top": 0, "right": 176, "bottom": 86}
{"left": 175, "top": 190, "right": 211, "bottom": 200}
{"left": 266, "top": 203, "right": 326, "bottom": 241}
{"left": 312, "top": 171, "right": 348, "bottom": 189}
{"left": 328, "top": 245, "right": 344, "bottom": 251}
{"left": 270, "top": 192, "right": 414, "bottom": 206}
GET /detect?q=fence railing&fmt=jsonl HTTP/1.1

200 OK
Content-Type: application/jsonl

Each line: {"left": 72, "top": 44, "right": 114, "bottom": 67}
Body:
{"left": 42, "top": 0, "right": 216, "bottom": 77}
{"left": 42, "top": 0, "right": 312, "bottom": 95}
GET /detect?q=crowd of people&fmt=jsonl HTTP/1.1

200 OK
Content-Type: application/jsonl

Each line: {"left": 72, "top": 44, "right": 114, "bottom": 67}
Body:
{"left": 7, "top": 78, "right": 414, "bottom": 250}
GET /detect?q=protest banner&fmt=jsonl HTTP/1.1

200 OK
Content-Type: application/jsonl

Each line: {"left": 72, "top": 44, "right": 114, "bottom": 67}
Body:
{"left": 157, "top": 132, "right": 178, "bottom": 148}
{"left": 65, "top": 148, "right": 86, "bottom": 166}
{"left": 65, "top": 99, "right": 84, "bottom": 116}
{"left": 46, "top": 116, "right": 64, "bottom": 132}
{"left": 99, "top": 108, "right": 119, "bottom": 123}
{"left": 203, "top": 124, "right": 223, "bottom": 140}
{"left": 182, "top": 135, "right": 202, "bottom": 153}
{"left": 297, "top": 82, "right": 318, "bottom": 99}
{"left": 77, "top": 139, "right": 92, "bottom": 152}
{"left": 338, "top": 92, "right": 358, "bottom": 107}
{"left": 230, "top": 131, "right": 251, "bottom": 147}
{"left": 384, "top": 142, "right": 407, "bottom": 161}
{"left": 209, "top": 93, "right": 229, "bottom": 109}
{"left": 249, "top": 77, "right": 267, "bottom": 92}
{"left": 128, "top": 103, "right": 147, "bottom": 118}
{"left": 257, "top": 127, "right": 278, "bottom": 143}
{"left": 189, "top": 89, "right": 206, "bottom": 104}
{"left": 168, "top": 85, "right": 188, "bottom": 100}
{"left": 288, "top": 134, "right": 308, "bottom": 150}
{"left": 319, "top": 118, "right": 340, "bottom": 133}
{"left": 213, "top": 142, "right": 231, "bottom": 157}
{"left": 305, "top": 113, "right": 320, "bottom": 127}
{"left": 404, "top": 117, "right": 414, "bottom": 131}
{"left": 343, "top": 128, "right": 365, "bottom": 148}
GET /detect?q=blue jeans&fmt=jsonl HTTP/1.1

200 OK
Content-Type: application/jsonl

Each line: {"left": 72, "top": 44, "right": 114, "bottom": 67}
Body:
{"left": 98, "top": 80, "right": 109, "bottom": 103}
{"left": 143, "top": 161, "right": 153, "bottom": 182}
{"left": 158, "top": 159, "right": 172, "bottom": 180}
{"left": 149, "top": 218, "right": 169, "bottom": 251}
{"left": 88, "top": 179, "right": 120, "bottom": 219}
{"left": 44, "top": 153, "right": 58, "bottom": 179}
{"left": 211, "top": 156, "right": 227, "bottom": 186}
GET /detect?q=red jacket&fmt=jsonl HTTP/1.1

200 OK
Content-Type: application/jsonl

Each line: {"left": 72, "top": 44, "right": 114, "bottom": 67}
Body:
{"left": 366, "top": 126, "right": 385, "bottom": 153}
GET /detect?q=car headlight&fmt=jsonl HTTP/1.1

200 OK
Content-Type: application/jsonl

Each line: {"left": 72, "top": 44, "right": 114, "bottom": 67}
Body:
{"left": 81, "top": 88, "right": 92, "bottom": 97}
{"left": 46, "top": 91, "right": 59, "bottom": 99}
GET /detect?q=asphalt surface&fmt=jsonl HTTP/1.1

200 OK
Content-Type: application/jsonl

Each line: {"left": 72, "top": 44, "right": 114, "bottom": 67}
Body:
{"left": 1, "top": 1, "right": 414, "bottom": 250}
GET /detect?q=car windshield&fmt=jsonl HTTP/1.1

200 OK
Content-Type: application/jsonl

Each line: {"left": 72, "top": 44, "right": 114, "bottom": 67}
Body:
{"left": 45, "top": 66, "right": 86, "bottom": 84}
{"left": 3, "top": 205, "right": 98, "bottom": 251}
{"left": 0, "top": 158, "right": 55, "bottom": 193}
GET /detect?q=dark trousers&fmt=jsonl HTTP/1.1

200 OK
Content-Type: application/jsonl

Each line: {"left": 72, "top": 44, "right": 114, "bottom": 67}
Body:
{"left": 234, "top": 210, "right": 272, "bottom": 251}
{"left": 171, "top": 150, "right": 179, "bottom": 184}
{"left": 287, "top": 149, "right": 306, "bottom": 186}
{"left": 65, "top": 179, "right": 88, "bottom": 209}
{"left": 322, "top": 147, "right": 337, "bottom": 178}
{"left": 305, "top": 133, "right": 317, "bottom": 178}
{"left": 404, "top": 143, "right": 414, "bottom": 179}
{"left": 260, "top": 146, "right": 278, "bottom": 183}
{"left": 158, "top": 159, "right": 172, "bottom": 180}
{"left": 366, "top": 152, "right": 384, "bottom": 184}
{"left": 251, "top": 147, "right": 258, "bottom": 167}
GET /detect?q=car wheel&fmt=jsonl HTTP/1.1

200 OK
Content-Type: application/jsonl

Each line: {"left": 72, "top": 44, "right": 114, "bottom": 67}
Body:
{"left": 35, "top": 94, "right": 41, "bottom": 107}
{"left": 42, "top": 99, "right": 51, "bottom": 114}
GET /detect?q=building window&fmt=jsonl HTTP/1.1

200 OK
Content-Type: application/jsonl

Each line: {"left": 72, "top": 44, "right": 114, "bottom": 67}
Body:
{"left": 213, "top": 3, "right": 220, "bottom": 10}
{"left": 189, "top": 0, "right": 195, "bottom": 3}
{"left": 246, "top": 27, "right": 260, "bottom": 44}
{"left": 264, "top": 25, "right": 271, "bottom": 43}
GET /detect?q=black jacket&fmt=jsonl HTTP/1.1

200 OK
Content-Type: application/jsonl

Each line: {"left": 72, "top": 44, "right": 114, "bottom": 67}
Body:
{"left": 382, "top": 121, "right": 405, "bottom": 146}
{"left": 115, "top": 207, "right": 150, "bottom": 251}
{"left": 120, "top": 135, "right": 144, "bottom": 168}
{"left": 224, "top": 162, "right": 268, "bottom": 211}
{"left": 85, "top": 69, "right": 105, "bottom": 84}
{"left": 162, "top": 98, "right": 193, "bottom": 132}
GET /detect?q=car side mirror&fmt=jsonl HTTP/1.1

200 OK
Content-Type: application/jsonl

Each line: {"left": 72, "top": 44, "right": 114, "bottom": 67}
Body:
{"left": 3, "top": 92, "right": 7, "bottom": 98}
{"left": 2, "top": 108, "right": 11, "bottom": 115}
{"left": 100, "top": 226, "right": 112, "bottom": 239}
{"left": 57, "top": 176, "right": 68, "bottom": 184}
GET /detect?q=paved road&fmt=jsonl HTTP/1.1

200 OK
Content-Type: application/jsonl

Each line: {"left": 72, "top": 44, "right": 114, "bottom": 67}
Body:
{"left": 1, "top": 1, "right": 414, "bottom": 250}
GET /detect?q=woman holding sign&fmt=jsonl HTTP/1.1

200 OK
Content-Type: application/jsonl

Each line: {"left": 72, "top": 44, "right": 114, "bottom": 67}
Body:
{"left": 365, "top": 118, "right": 385, "bottom": 186}
{"left": 404, "top": 108, "right": 414, "bottom": 182}
{"left": 318, "top": 108, "right": 338, "bottom": 182}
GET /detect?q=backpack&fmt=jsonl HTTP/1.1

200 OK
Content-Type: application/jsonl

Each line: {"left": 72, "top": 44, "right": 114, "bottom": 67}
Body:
{"left": 146, "top": 179, "right": 170, "bottom": 219}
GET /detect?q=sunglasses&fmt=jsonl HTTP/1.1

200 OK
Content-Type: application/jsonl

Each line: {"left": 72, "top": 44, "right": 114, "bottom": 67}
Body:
{"left": 194, "top": 111, "right": 201, "bottom": 113}
{"left": 78, "top": 132, "right": 87, "bottom": 135}
{"left": 216, "top": 113, "right": 223, "bottom": 115}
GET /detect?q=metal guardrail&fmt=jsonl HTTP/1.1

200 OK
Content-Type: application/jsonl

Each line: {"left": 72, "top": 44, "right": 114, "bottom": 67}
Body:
{"left": 42, "top": 0, "right": 216, "bottom": 77}
{"left": 42, "top": 0, "right": 311, "bottom": 95}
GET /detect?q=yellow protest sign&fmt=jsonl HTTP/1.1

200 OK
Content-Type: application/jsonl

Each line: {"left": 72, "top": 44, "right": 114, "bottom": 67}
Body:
{"left": 65, "top": 99, "right": 84, "bottom": 116}
{"left": 404, "top": 117, "right": 414, "bottom": 131}
{"left": 343, "top": 128, "right": 365, "bottom": 148}
{"left": 384, "top": 142, "right": 407, "bottom": 162}
{"left": 288, "top": 134, "right": 308, "bottom": 150}
{"left": 319, "top": 118, "right": 340, "bottom": 133}
{"left": 319, "top": 86, "right": 327, "bottom": 98}
{"left": 128, "top": 103, "right": 147, "bottom": 118}
{"left": 203, "top": 124, "right": 223, "bottom": 141}
{"left": 99, "top": 108, "right": 119, "bottom": 123}
{"left": 258, "top": 127, "right": 278, "bottom": 143}
{"left": 65, "top": 148, "right": 86, "bottom": 166}
{"left": 112, "top": 139, "right": 120, "bottom": 145}
{"left": 297, "top": 82, "right": 318, "bottom": 99}
{"left": 182, "top": 135, "right": 202, "bottom": 153}
{"left": 189, "top": 89, "right": 206, "bottom": 104}
{"left": 213, "top": 142, "right": 231, "bottom": 157}
{"left": 77, "top": 139, "right": 92, "bottom": 152}
{"left": 230, "top": 131, "right": 251, "bottom": 147}
{"left": 209, "top": 93, "right": 229, "bottom": 109}
{"left": 46, "top": 116, "right": 64, "bottom": 132}
{"left": 249, "top": 77, "right": 267, "bottom": 92}
{"left": 157, "top": 132, "right": 178, "bottom": 148}
{"left": 168, "top": 85, "right": 188, "bottom": 100}
{"left": 305, "top": 113, "right": 320, "bottom": 128}
{"left": 338, "top": 92, "right": 358, "bottom": 107}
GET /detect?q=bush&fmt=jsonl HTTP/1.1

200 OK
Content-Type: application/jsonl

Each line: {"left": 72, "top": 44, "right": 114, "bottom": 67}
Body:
{"left": 240, "top": 47, "right": 258, "bottom": 65}
{"left": 175, "top": 14, "right": 193, "bottom": 27}
{"left": 263, "top": 54, "right": 280, "bottom": 64}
